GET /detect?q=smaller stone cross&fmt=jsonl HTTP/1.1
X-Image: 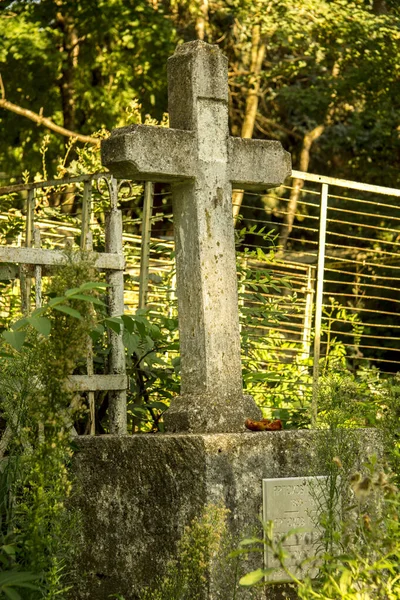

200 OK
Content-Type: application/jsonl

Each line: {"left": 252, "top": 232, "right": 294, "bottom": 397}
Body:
{"left": 102, "top": 41, "right": 291, "bottom": 433}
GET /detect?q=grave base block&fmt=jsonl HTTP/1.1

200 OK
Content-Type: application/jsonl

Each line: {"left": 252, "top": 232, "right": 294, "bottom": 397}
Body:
{"left": 71, "top": 430, "right": 379, "bottom": 600}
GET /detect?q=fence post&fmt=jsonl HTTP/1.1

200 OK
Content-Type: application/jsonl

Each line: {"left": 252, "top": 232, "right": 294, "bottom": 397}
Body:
{"left": 84, "top": 228, "right": 96, "bottom": 436}
{"left": 238, "top": 257, "right": 247, "bottom": 335}
{"left": 20, "top": 188, "right": 35, "bottom": 315}
{"left": 34, "top": 227, "right": 42, "bottom": 309}
{"left": 301, "top": 265, "right": 314, "bottom": 361}
{"left": 312, "top": 183, "right": 328, "bottom": 425}
{"left": 81, "top": 177, "right": 95, "bottom": 433}
{"left": 105, "top": 176, "right": 127, "bottom": 434}
{"left": 138, "top": 182, "right": 154, "bottom": 309}
{"left": 81, "top": 180, "right": 92, "bottom": 250}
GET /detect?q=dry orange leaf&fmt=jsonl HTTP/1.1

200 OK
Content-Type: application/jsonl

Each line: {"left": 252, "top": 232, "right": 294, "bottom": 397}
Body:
{"left": 245, "top": 418, "right": 283, "bottom": 432}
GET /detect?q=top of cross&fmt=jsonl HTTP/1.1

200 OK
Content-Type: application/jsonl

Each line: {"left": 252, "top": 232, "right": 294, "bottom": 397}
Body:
{"left": 102, "top": 41, "right": 290, "bottom": 190}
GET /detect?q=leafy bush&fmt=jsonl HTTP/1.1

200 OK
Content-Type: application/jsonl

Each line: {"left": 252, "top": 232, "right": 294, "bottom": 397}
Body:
{"left": 237, "top": 461, "right": 400, "bottom": 599}
{"left": 0, "top": 253, "right": 106, "bottom": 598}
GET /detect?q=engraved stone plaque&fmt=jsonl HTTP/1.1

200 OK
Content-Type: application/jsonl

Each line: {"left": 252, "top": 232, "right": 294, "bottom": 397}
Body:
{"left": 262, "top": 476, "right": 328, "bottom": 582}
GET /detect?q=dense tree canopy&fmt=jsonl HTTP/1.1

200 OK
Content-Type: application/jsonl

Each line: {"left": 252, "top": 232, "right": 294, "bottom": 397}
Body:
{"left": 0, "top": 0, "right": 399, "bottom": 189}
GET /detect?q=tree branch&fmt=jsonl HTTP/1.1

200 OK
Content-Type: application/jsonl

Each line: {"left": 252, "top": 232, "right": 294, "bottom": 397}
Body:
{"left": 232, "top": 24, "right": 266, "bottom": 222}
{"left": 278, "top": 61, "right": 341, "bottom": 250}
{"left": 278, "top": 124, "right": 325, "bottom": 250}
{"left": 0, "top": 95, "right": 100, "bottom": 146}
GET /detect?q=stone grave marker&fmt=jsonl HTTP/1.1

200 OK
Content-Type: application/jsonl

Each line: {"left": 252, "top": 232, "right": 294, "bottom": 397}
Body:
{"left": 102, "top": 40, "right": 291, "bottom": 433}
{"left": 70, "top": 41, "right": 380, "bottom": 600}
{"left": 263, "top": 476, "right": 329, "bottom": 582}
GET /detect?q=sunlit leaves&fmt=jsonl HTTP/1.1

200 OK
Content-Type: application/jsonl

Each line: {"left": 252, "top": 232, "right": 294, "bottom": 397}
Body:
{"left": 1, "top": 281, "right": 107, "bottom": 351}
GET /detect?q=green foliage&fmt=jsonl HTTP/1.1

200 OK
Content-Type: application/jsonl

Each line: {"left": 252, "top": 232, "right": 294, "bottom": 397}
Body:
{"left": 2, "top": 0, "right": 400, "bottom": 188}
{"left": 237, "top": 461, "right": 400, "bottom": 599}
{"left": 0, "top": 0, "right": 177, "bottom": 178}
{"left": 320, "top": 297, "right": 364, "bottom": 375}
{"left": 236, "top": 230, "right": 312, "bottom": 425}
{"left": 0, "top": 253, "right": 105, "bottom": 598}
{"left": 123, "top": 311, "right": 179, "bottom": 432}
{"left": 90, "top": 308, "right": 180, "bottom": 433}
{"left": 316, "top": 369, "right": 400, "bottom": 485}
{"left": 1, "top": 280, "right": 107, "bottom": 353}
{"left": 0, "top": 567, "right": 40, "bottom": 600}
{"left": 237, "top": 368, "right": 400, "bottom": 597}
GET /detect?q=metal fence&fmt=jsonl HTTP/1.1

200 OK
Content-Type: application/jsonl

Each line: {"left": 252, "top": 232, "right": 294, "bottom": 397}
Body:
{"left": 0, "top": 174, "right": 128, "bottom": 434}
{"left": 1, "top": 170, "right": 400, "bottom": 422}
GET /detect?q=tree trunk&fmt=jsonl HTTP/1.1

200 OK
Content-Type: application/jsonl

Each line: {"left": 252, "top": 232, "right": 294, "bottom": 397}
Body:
{"left": 195, "top": 0, "right": 209, "bottom": 41}
{"left": 56, "top": 10, "right": 79, "bottom": 133}
{"left": 278, "top": 62, "right": 340, "bottom": 250}
{"left": 232, "top": 24, "right": 266, "bottom": 222}
{"left": 278, "top": 124, "right": 325, "bottom": 250}
{"left": 372, "top": 0, "right": 389, "bottom": 14}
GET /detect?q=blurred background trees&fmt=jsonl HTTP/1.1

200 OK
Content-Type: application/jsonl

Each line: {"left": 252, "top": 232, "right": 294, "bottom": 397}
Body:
{"left": 1, "top": 0, "right": 399, "bottom": 188}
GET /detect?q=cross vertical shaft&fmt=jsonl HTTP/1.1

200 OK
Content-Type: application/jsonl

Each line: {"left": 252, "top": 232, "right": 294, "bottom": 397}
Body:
{"left": 168, "top": 44, "right": 242, "bottom": 401}
{"left": 163, "top": 43, "right": 262, "bottom": 432}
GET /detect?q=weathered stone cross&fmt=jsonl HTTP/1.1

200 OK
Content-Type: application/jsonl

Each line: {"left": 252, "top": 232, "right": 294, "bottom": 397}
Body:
{"left": 102, "top": 41, "right": 291, "bottom": 434}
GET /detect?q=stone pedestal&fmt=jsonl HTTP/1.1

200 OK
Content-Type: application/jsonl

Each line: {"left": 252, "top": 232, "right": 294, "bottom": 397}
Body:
{"left": 71, "top": 430, "right": 380, "bottom": 600}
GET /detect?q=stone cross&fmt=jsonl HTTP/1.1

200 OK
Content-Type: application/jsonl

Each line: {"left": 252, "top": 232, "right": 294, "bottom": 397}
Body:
{"left": 102, "top": 41, "right": 291, "bottom": 433}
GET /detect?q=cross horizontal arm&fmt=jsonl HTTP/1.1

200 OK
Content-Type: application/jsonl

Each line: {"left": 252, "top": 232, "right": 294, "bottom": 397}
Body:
{"left": 101, "top": 124, "right": 196, "bottom": 182}
{"left": 229, "top": 137, "right": 291, "bottom": 190}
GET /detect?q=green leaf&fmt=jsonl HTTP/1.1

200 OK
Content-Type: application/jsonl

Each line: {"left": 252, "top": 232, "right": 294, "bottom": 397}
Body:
{"left": 64, "top": 287, "right": 82, "bottom": 296}
{"left": 0, "top": 545, "right": 16, "bottom": 557}
{"left": 239, "top": 537, "right": 264, "bottom": 546}
{"left": 339, "top": 569, "right": 352, "bottom": 593}
{"left": 150, "top": 324, "right": 161, "bottom": 339}
{"left": 0, "top": 570, "right": 40, "bottom": 589}
{"left": 30, "top": 306, "right": 47, "bottom": 317}
{"left": 121, "top": 315, "right": 135, "bottom": 334}
{"left": 165, "top": 319, "right": 177, "bottom": 331}
{"left": 130, "top": 406, "right": 149, "bottom": 417}
{"left": 11, "top": 317, "right": 28, "bottom": 331}
{"left": 104, "top": 317, "right": 122, "bottom": 334}
{"left": 53, "top": 305, "right": 82, "bottom": 319}
{"left": 145, "top": 402, "right": 168, "bottom": 411}
{"left": 89, "top": 324, "right": 105, "bottom": 342}
{"left": 48, "top": 296, "right": 66, "bottom": 307}
{"left": 2, "top": 588, "right": 21, "bottom": 600}
{"left": 2, "top": 330, "right": 26, "bottom": 351}
{"left": 123, "top": 331, "right": 139, "bottom": 354}
{"left": 27, "top": 316, "right": 51, "bottom": 337}
{"left": 80, "top": 282, "right": 109, "bottom": 290}
{"left": 239, "top": 568, "right": 270, "bottom": 586}
{"left": 66, "top": 293, "right": 105, "bottom": 306}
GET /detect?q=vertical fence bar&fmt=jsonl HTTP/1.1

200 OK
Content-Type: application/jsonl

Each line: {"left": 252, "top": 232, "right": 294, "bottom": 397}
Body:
{"left": 20, "top": 188, "right": 36, "bottom": 315}
{"left": 138, "top": 182, "right": 154, "bottom": 309}
{"left": 105, "top": 176, "right": 127, "bottom": 434}
{"left": 301, "top": 266, "right": 314, "bottom": 361}
{"left": 26, "top": 188, "right": 35, "bottom": 247}
{"left": 34, "top": 225, "right": 44, "bottom": 442}
{"left": 81, "top": 180, "right": 92, "bottom": 250}
{"left": 85, "top": 230, "right": 96, "bottom": 435}
{"left": 238, "top": 257, "right": 247, "bottom": 334}
{"left": 34, "top": 227, "right": 42, "bottom": 309}
{"left": 312, "top": 183, "right": 329, "bottom": 425}
{"left": 81, "top": 179, "right": 95, "bottom": 433}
